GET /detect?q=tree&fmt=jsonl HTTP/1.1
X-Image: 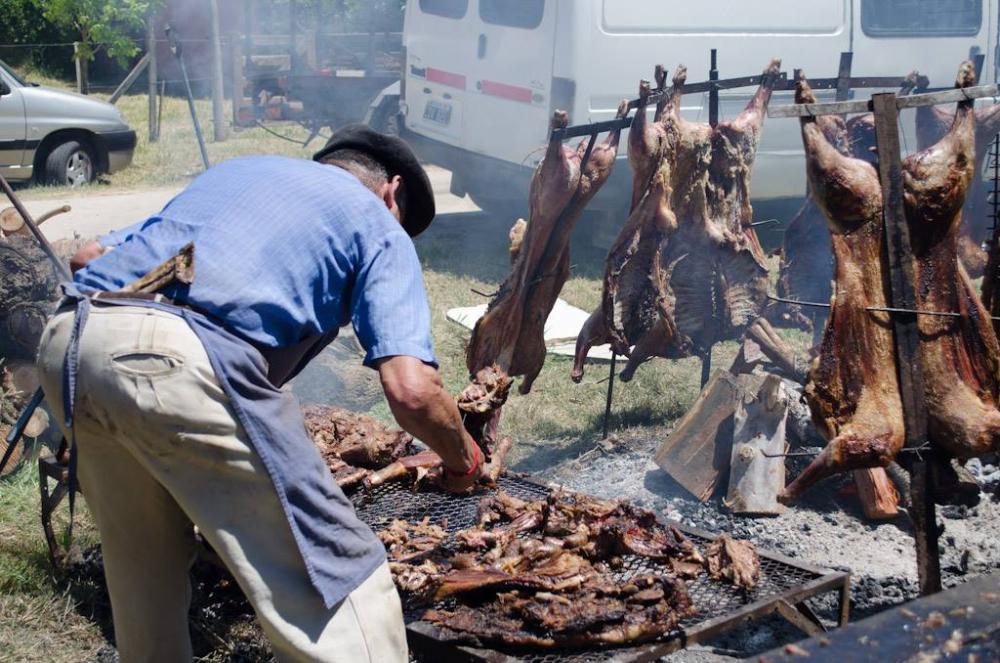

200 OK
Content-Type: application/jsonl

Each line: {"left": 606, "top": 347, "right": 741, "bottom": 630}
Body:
{"left": 0, "top": 0, "right": 71, "bottom": 70}
{"left": 35, "top": 0, "right": 162, "bottom": 92}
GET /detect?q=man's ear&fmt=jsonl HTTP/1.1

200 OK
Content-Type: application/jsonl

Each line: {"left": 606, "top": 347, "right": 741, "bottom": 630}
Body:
{"left": 381, "top": 175, "right": 404, "bottom": 221}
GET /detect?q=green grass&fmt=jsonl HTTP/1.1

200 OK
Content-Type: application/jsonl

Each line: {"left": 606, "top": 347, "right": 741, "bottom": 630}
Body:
{"left": 15, "top": 69, "right": 317, "bottom": 199}
{"left": 0, "top": 460, "right": 104, "bottom": 663}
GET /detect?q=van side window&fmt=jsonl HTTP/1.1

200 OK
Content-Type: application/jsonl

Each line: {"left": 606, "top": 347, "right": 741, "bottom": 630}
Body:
{"left": 418, "top": 0, "right": 468, "bottom": 20}
{"left": 861, "top": 0, "right": 981, "bottom": 37}
{"left": 480, "top": 0, "right": 545, "bottom": 29}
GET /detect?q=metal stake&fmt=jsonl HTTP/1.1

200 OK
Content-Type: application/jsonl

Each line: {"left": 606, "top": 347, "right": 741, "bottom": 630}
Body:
{"left": 166, "top": 25, "right": 211, "bottom": 171}
{"left": 601, "top": 353, "right": 617, "bottom": 439}
{"left": 709, "top": 49, "right": 719, "bottom": 127}
{"left": 700, "top": 343, "right": 714, "bottom": 388}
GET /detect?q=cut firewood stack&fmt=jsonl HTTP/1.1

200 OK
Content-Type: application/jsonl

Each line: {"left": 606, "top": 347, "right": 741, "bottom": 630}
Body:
{"left": 0, "top": 204, "right": 77, "bottom": 461}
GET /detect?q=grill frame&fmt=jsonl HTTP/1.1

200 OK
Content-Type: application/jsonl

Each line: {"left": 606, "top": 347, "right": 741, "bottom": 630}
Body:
{"left": 352, "top": 473, "right": 850, "bottom": 662}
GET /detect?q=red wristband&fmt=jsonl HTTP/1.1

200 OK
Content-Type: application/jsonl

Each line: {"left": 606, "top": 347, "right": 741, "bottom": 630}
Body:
{"left": 444, "top": 444, "right": 481, "bottom": 479}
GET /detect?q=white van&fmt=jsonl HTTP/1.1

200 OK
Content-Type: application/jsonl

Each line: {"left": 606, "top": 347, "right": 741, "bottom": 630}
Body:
{"left": 383, "top": 0, "right": 998, "bottom": 222}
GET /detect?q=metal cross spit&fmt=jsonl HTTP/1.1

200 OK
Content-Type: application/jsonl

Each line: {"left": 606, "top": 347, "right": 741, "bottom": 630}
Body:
{"left": 768, "top": 77, "right": 999, "bottom": 597}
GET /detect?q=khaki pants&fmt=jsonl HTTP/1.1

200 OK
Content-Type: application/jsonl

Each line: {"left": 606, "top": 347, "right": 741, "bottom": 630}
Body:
{"left": 37, "top": 305, "right": 407, "bottom": 663}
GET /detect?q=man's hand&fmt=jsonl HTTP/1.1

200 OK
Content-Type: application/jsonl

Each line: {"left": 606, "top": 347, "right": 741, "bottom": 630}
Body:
{"left": 376, "top": 355, "right": 485, "bottom": 492}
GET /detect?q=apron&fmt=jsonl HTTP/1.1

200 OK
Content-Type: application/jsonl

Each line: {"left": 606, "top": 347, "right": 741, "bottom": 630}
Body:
{"left": 58, "top": 284, "right": 385, "bottom": 609}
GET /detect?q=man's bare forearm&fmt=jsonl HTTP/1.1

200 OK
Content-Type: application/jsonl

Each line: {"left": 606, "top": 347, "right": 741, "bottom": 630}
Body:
{"left": 376, "top": 356, "right": 477, "bottom": 472}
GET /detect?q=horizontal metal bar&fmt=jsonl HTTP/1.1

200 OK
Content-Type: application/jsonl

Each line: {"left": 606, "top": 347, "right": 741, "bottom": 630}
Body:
{"left": 801, "top": 76, "right": 937, "bottom": 91}
{"left": 767, "top": 294, "right": 1000, "bottom": 321}
{"left": 551, "top": 117, "right": 632, "bottom": 141}
{"left": 768, "top": 83, "right": 999, "bottom": 118}
{"left": 552, "top": 72, "right": 789, "bottom": 141}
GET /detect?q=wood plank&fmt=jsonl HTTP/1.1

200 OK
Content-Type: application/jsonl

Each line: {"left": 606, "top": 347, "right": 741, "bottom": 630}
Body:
{"left": 768, "top": 83, "right": 998, "bottom": 117}
{"left": 654, "top": 370, "right": 764, "bottom": 501}
{"left": 853, "top": 467, "right": 900, "bottom": 519}
{"left": 108, "top": 53, "right": 150, "bottom": 105}
{"left": 871, "top": 92, "right": 940, "bottom": 594}
{"left": 725, "top": 374, "right": 789, "bottom": 515}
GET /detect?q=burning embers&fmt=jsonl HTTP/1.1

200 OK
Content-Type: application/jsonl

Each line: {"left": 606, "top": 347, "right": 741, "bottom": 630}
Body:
{"left": 574, "top": 59, "right": 781, "bottom": 382}
{"left": 378, "top": 489, "right": 761, "bottom": 649}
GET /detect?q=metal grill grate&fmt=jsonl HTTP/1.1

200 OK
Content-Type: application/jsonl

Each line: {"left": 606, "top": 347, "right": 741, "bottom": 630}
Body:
{"left": 353, "top": 475, "right": 846, "bottom": 662}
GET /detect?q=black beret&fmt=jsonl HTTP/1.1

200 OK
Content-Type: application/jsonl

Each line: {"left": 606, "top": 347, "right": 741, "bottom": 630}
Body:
{"left": 313, "top": 124, "right": 435, "bottom": 237}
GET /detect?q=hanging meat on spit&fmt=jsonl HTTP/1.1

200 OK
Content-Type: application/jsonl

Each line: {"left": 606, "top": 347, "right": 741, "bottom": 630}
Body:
{"left": 304, "top": 404, "right": 514, "bottom": 490}
{"left": 768, "top": 74, "right": 923, "bottom": 333}
{"left": 379, "top": 489, "right": 761, "bottom": 649}
{"left": 573, "top": 59, "right": 781, "bottom": 382}
{"left": 782, "top": 62, "right": 1000, "bottom": 502}
{"left": 909, "top": 75, "right": 1000, "bottom": 277}
{"left": 770, "top": 112, "right": 882, "bottom": 332}
{"left": 460, "top": 103, "right": 628, "bottom": 446}
{"left": 467, "top": 104, "right": 628, "bottom": 393}
{"left": 303, "top": 404, "right": 416, "bottom": 489}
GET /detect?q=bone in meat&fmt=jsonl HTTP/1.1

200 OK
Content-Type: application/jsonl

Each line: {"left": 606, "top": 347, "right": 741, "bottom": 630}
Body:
{"left": 424, "top": 574, "right": 693, "bottom": 649}
{"left": 904, "top": 65, "right": 1000, "bottom": 461}
{"left": 705, "top": 534, "right": 761, "bottom": 590}
{"left": 779, "top": 73, "right": 904, "bottom": 501}
{"left": 574, "top": 60, "right": 780, "bottom": 382}
{"left": 467, "top": 103, "right": 628, "bottom": 395}
{"left": 302, "top": 404, "right": 414, "bottom": 487}
{"left": 770, "top": 113, "right": 866, "bottom": 332}
{"left": 784, "top": 63, "right": 1000, "bottom": 501}
{"left": 378, "top": 517, "right": 448, "bottom": 563}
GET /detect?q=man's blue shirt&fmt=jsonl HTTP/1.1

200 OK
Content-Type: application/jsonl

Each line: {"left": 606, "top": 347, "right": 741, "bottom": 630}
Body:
{"left": 75, "top": 155, "right": 437, "bottom": 372}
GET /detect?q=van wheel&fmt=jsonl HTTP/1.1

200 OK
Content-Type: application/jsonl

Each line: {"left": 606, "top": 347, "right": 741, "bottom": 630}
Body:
{"left": 44, "top": 140, "right": 96, "bottom": 187}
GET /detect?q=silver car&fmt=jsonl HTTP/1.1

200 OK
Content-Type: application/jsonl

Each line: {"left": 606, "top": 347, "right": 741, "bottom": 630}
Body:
{"left": 0, "top": 59, "right": 136, "bottom": 186}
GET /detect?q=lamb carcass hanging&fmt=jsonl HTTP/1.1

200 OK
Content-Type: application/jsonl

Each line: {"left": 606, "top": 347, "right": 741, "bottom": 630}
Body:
{"left": 909, "top": 76, "right": 1000, "bottom": 277}
{"left": 466, "top": 104, "right": 628, "bottom": 393}
{"left": 573, "top": 59, "right": 782, "bottom": 381}
{"left": 782, "top": 62, "right": 1000, "bottom": 501}
{"left": 768, "top": 74, "right": 925, "bottom": 333}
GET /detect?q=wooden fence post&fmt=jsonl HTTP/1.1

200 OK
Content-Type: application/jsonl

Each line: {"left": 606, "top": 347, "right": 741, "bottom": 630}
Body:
{"left": 73, "top": 42, "right": 87, "bottom": 95}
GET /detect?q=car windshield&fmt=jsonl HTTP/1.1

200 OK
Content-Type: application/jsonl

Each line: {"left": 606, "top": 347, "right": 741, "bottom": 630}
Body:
{"left": 0, "top": 60, "right": 27, "bottom": 87}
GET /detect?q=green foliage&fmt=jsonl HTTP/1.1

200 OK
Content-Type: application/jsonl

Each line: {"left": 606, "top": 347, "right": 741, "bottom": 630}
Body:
{"left": 0, "top": 0, "right": 72, "bottom": 69}
{"left": 34, "top": 0, "right": 162, "bottom": 66}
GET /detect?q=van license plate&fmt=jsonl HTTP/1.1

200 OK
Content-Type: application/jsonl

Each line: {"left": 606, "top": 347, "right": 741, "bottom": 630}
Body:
{"left": 423, "top": 100, "right": 452, "bottom": 125}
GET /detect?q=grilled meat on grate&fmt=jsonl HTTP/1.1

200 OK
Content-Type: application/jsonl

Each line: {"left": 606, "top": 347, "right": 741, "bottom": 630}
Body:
{"left": 705, "top": 534, "right": 761, "bottom": 590}
{"left": 302, "top": 404, "right": 414, "bottom": 488}
{"left": 424, "top": 573, "right": 694, "bottom": 648}
{"left": 375, "top": 489, "right": 770, "bottom": 649}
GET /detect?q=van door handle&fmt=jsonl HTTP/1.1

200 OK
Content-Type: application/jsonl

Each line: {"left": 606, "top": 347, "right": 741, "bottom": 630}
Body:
{"left": 478, "top": 34, "right": 487, "bottom": 59}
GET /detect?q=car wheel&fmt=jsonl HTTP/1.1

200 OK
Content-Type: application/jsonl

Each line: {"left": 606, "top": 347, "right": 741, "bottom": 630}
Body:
{"left": 44, "top": 140, "right": 96, "bottom": 187}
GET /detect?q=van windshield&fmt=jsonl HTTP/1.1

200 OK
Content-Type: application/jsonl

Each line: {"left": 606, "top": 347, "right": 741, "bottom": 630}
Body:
{"left": 861, "top": 0, "right": 981, "bottom": 37}
{"left": 0, "top": 60, "right": 26, "bottom": 87}
{"left": 480, "top": 0, "right": 545, "bottom": 29}
{"left": 418, "top": 0, "right": 468, "bottom": 19}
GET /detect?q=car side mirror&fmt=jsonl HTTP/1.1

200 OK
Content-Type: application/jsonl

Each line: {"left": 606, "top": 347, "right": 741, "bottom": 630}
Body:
{"left": 0, "top": 81, "right": 10, "bottom": 97}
